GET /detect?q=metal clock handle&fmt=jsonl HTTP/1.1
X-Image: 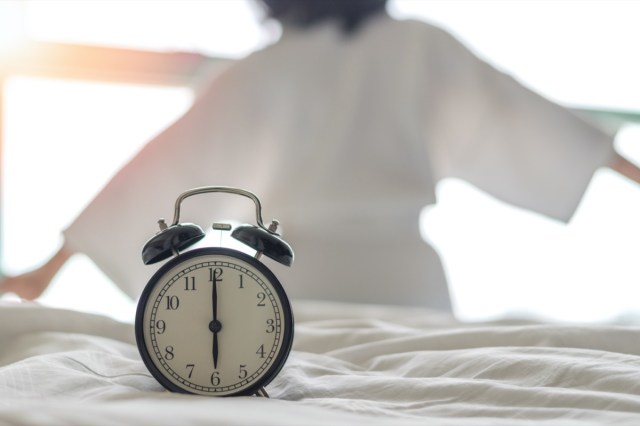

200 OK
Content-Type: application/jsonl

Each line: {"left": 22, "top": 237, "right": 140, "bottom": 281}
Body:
{"left": 170, "top": 186, "right": 273, "bottom": 233}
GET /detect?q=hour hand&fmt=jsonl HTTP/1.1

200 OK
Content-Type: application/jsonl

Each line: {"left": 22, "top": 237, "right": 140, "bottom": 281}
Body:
{"left": 209, "top": 319, "right": 222, "bottom": 368}
{"left": 213, "top": 329, "right": 219, "bottom": 369}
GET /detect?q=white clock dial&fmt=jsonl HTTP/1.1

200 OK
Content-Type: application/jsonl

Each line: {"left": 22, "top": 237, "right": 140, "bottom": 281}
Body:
{"left": 136, "top": 248, "right": 293, "bottom": 396}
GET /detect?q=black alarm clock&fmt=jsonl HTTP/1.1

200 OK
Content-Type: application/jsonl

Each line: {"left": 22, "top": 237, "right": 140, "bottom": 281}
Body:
{"left": 135, "top": 186, "right": 294, "bottom": 397}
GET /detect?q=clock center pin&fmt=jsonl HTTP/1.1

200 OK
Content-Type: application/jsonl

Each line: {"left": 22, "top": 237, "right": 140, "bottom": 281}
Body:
{"left": 209, "top": 320, "right": 222, "bottom": 333}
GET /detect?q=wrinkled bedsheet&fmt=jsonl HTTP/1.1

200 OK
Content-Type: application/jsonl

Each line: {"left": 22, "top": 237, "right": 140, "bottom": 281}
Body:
{"left": 1, "top": 300, "right": 640, "bottom": 425}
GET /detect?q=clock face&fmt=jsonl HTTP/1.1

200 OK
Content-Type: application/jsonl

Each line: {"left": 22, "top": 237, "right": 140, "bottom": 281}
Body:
{"left": 135, "top": 247, "right": 294, "bottom": 396}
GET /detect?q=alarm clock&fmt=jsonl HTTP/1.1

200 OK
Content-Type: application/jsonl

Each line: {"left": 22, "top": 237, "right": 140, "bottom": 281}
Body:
{"left": 135, "top": 186, "right": 294, "bottom": 397}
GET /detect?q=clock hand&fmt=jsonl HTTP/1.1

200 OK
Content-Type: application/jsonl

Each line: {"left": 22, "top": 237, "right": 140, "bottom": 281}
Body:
{"left": 209, "top": 268, "right": 222, "bottom": 370}
{"left": 213, "top": 330, "right": 219, "bottom": 369}
{"left": 212, "top": 269, "right": 218, "bottom": 322}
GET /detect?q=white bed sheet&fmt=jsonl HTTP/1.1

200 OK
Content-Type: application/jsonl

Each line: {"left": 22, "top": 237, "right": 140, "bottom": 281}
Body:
{"left": 1, "top": 300, "right": 640, "bottom": 425}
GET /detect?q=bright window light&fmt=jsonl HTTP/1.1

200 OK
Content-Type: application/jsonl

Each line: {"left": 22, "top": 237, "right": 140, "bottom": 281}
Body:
{"left": 23, "top": 0, "right": 276, "bottom": 58}
{"left": 391, "top": 0, "right": 640, "bottom": 111}
{"left": 2, "top": 77, "right": 192, "bottom": 321}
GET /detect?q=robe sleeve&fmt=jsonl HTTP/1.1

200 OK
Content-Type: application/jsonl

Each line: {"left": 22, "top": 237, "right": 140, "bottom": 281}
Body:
{"left": 425, "top": 28, "right": 615, "bottom": 222}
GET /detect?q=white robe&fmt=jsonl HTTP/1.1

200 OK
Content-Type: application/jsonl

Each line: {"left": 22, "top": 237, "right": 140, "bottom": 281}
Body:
{"left": 63, "top": 15, "right": 613, "bottom": 310}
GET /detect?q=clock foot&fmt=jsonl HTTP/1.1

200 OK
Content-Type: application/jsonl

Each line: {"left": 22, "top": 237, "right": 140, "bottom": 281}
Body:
{"left": 255, "top": 387, "right": 269, "bottom": 398}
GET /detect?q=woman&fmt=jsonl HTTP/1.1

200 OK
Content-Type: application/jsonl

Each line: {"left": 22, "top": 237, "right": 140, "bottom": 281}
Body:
{"left": 2, "top": 0, "right": 638, "bottom": 311}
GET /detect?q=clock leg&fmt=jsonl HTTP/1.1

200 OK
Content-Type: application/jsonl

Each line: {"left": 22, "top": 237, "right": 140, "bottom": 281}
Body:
{"left": 255, "top": 387, "right": 270, "bottom": 398}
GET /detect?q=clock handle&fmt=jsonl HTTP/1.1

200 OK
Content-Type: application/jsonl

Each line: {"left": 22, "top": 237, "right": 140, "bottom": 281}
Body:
{"left": 170, "top": 186, "right": 276, "bottom": 235}
{"left": 148, "top": 185, "right": 293, "bottom": 267}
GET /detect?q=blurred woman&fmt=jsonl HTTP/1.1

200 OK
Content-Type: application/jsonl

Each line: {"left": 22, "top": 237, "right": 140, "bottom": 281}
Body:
{"left": 2, "top": 0, "right": 638, "bottom": 311}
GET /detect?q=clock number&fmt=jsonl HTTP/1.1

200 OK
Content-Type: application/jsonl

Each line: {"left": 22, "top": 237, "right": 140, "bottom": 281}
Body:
{"left": 155, "top": 320, "right": 166, "bottom": 334}
{"left": 165, "top": 295, "right": 180, "bottom": 310}
{"left": 257, "top": 292, "right": 266, "bottom": 307}
{"left": 266, "top": 319, "right": 275, "bottom": 334}
{"left": 186, "top": 364, "right": 195, "bottom": 379}
{"left": 238, "top": 364, "right": 248, "bottom": 379}
{"left": 164, "top": 346, "right": 175, "bottom": 360}
{"left": 210, "top": 371, "right": 220, "bottom": 386}
{"left": 184, "top": 276, "right": 196, "bottom": 291}
{"left": 209, "top": 267, "right": 223, "bottom": 283}
{"left": 256, "top": 344, "right": 265, "bottom": 359}
{"left": 239, "top": 275, "right": 244, "bottom": 289}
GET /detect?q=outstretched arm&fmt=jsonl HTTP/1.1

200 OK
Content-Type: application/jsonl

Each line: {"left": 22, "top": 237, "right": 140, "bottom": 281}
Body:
{"left": 0, "top": 243, "right": 75, "bottom": 300}
{"left": 609, "top": 151, "right": 640, "bottom": 185}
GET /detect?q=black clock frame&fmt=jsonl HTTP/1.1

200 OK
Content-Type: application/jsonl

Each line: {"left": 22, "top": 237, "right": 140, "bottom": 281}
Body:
{"left": 135, "top": 246, "right": 295, "bottom": 397}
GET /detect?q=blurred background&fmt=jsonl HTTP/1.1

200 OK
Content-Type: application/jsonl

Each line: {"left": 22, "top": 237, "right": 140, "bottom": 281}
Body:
{"left": 1, "top": 0, "right": 639, "bottom": 323}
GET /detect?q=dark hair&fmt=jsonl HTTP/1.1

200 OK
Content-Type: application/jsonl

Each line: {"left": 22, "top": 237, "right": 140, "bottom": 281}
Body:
{"left": 259, "top": 0, "right": 388, "bottom": 34}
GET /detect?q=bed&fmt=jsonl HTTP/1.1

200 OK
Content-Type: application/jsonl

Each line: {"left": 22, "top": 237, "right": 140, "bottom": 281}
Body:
{"left": 1, "top": 299, "right": 640, "bottom": 425}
